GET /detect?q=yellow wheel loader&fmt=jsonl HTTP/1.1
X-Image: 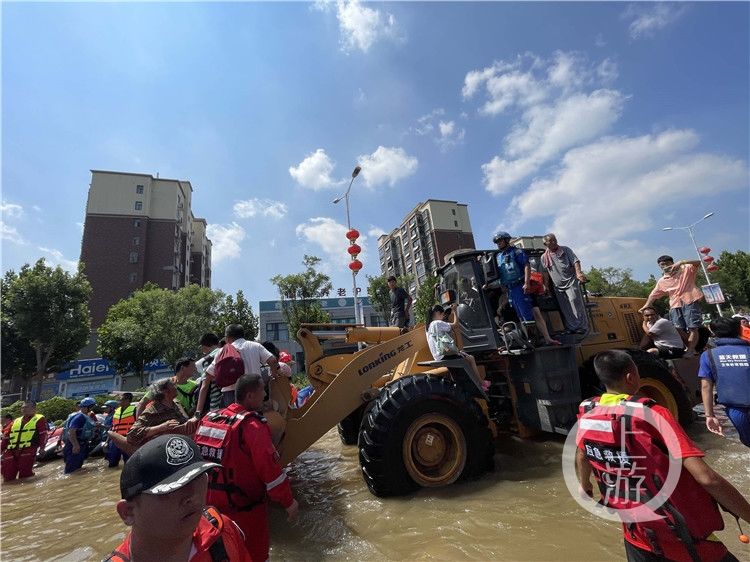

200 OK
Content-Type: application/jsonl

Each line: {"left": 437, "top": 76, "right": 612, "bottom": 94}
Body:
{"left": 267, "top": 246, "right": 701, "bottom": 497}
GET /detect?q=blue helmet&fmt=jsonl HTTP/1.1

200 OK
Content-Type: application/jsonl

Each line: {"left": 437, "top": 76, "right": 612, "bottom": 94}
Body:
{"left": 104, "top": 400, "right": 119, "bottom": 409}
{"left": 493, "top": 231, "right": 511, "bottom": 244}
{"left": 79, "top": 397, "right": 97, "bottom": 408}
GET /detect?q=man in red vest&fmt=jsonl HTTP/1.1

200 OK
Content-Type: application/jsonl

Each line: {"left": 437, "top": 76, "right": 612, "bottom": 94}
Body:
{"left": 575, "top": 350, "right": 750, "bottom": 562}
{"left": 104, "top": 434, "right": 251, "bottom": 562}
{"left": 1, "top": 400, "right": 47, "bottom": 482}
{"left": 195, "top": 373, "right": 298, "bottom": 562}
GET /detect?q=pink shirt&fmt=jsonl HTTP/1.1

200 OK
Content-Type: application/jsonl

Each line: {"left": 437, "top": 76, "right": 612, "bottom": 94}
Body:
{"left": 649, "top": 263, "right": 704, "bottom": 308}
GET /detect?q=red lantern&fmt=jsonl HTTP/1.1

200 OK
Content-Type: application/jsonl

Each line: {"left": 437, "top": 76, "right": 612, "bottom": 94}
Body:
{"left": 346, "top": 228, "right": 360, "bottom": 241}
{"left": 707, "top": 264, "right": 719, "bottom": 272}
{"left": 699, "top": 246, "right": 711, "bottom": 254}
{"left": 702, "top": 256, "right": 714, "bottom": 263}
{"left": 347, "top": 244, "right": 361, "bottom": 256}
{"left": 349, "top": 259, "right": 363, "bottom": 272}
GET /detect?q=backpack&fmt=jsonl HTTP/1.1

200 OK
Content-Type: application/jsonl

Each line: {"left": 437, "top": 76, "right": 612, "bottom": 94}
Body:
{"left": 213, "top": 344, "right": 245, "bottom": 388}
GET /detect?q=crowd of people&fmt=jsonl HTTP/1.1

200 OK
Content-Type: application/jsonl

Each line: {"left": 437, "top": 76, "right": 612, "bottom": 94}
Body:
{"left": 2, "top": 234, "right": 748, "bottom": 562}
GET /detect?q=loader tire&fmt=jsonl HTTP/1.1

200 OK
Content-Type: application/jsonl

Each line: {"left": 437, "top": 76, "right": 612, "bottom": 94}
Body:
{"left": 629, "top": 350, "right": 694, "bottom": 426}
{"left": 580, "top": 350, "right": 694, "bottom": 427}
{"left": 358, "top": 375, "right": 494, "bottom": 497}
{"left": 337, "top": 404, "right": 365, "bottom": 446}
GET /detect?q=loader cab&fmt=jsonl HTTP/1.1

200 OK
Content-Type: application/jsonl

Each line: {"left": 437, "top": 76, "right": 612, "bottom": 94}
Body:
{"left": 435, "top": 250, "right": 503, "bottom": 353}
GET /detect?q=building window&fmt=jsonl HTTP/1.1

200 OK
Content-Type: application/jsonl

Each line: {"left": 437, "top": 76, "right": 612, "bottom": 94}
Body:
{"left": 452, "top": 208, "right": 456, "bottom": 215}
{"left": 134, "top": 219, "right": 140, "bottom": 227}
{"left": 266, "top": 322, "right": 289, "bottom": 341}
{"left": 454, "top": 220, "right": 458, "bottom": 227}
{"left": 129, "top": 252, "right": 138, "bottom": 263}
{"left": 133, "top": 236, "right": 140, "bottom": 246}
{"left": 135, "top": 201, "right": 143, "bottom": 211}
{"left": 129, "top": 272, "right": 137, "bottom": 283}
{"left": 136, "top": 185, "right": 144, "bottom": 194}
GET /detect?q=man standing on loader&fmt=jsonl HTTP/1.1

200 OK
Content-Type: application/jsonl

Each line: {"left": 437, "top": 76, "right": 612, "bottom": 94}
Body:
{"left": 483, "top": 232, "right": 559, "bottom": 346}
{"left": 640, "top": 255, "right": 704, "bottom": 356}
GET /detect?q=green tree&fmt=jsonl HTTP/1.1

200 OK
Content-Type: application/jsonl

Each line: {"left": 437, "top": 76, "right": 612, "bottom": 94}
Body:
{"left": 5, "top": 259, "right": 92, "bottom": 395}
{"left": 270, "top": 255, "right": 332, "bottom": 343}
{"left": 213, "top": 290, "right": 258, "bottom": 340}
{"left": 586, "top": 266, "right": 667, "bottom": 314}
{"left": 366, "top": 273, "right": 414, "bottom": 325}
{"left": 162, "top": 284, "right": 224, "bottom": 366}
{"left": 711, "top": 250, "right": 750, "bottom": 308}
{"left": 97, "top": 284, "right": 168, "bottom": 386}
{"left": 1, "top": 271, "right": 37, "bottom": 393}
{"left": 413, "top": 274, "right": 439, "bottom": 327}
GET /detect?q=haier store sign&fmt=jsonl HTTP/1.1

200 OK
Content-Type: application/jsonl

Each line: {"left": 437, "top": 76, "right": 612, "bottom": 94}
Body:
{"left": 57, "top": 359, "right": 115, "bottom": 380}
{"left": 57, "top": 358, "right": 168, "bottom": 380}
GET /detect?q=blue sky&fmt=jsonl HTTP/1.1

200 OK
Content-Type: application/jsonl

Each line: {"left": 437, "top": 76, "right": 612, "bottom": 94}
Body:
{"left": 3, "top": 1, "right": 748, "bottom": 307}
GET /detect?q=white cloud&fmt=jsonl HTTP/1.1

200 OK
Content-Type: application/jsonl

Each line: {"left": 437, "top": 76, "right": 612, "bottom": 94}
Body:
{"left": 509, "top": 129, "right": 747, "bottom": 264}
{"left": 206, "top": 222, "right": 246, "bottom": 263}
{"left": 411, "top": 109, "right": 465, "bottom": 152}
{"left": 38, "top": 247, "right": 77, "bottom": 272}
{"left": 437, "top": 120, "right": 466, "bottom": 152}
{"left": 233, "top": 198, "right": 288, "bottom": 220}
{"left": 368, "top": 226, "right": 387, "bottom": 238}
{"left": 622, "top": 3, "right": 687, "bottom": 40}
{"left": 296, "top": 217, "right": 369, "bottom": 269}
{"left": 484, "top": 89, "right": 626, "bottom": 193}
{"left": 464, "top": 52, "right": 625, "bottom": 193}
{"left": 1, "top": 223, "right": 26, "bottom": 245}
{"left": 357, "top": 146, "right": 418, "bottom": 188}
{"left": 595, "top": 33, "right": 607, "bottom": 48}
{"left": 289, "top": 149, "right": 344, "bottom": 190}
{"left": 335, "top": 0, "right": 399, "bottom": 53}
{"left": 1, "top": 201, "right": 23, "bottom": 219}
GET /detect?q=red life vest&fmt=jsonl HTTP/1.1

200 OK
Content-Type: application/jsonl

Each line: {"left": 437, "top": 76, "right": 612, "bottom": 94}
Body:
{"left": 103, "top": 506, "right": 249, "bottom": 562}
{"left": 577, "top": 396, "right": 724, "bottom": 562}
{"left": 194, "top": 409, "right": 267, "bottom": 512}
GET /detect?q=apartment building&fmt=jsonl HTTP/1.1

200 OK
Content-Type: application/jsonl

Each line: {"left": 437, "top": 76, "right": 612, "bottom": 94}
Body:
{"left": 80, "top": 170, "right": 212, "bottom": 329}
{"left": 377, "top": 200, "right": 475, "bottom": 296}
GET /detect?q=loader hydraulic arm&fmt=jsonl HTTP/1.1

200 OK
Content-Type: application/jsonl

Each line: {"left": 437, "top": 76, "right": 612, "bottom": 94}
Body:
{"left": 276, "top": 326, "right": 427, "bottom": 465}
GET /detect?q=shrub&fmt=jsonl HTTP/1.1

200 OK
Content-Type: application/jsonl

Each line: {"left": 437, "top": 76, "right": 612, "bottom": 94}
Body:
{"left": 36, "top": 396, "right": 78, "bottom": 422}
{"left": 0, "top": 400, "right": 23, "bottom": 420}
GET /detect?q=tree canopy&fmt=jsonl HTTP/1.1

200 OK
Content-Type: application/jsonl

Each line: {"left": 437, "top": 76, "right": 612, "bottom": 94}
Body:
{"left": 711, "top": 250, "right": 750, "bottom": 308}
{"left": 4, "top": 259, "right": 91, "bottom": 394}
{"left": 212, "top": 290, "right": 258, "bottom": 340}
{"left": 413, "top": 274, "right": 439, "bottom": 327}
{"left": 270, "top": 255, "right": 332, "bottom": 342}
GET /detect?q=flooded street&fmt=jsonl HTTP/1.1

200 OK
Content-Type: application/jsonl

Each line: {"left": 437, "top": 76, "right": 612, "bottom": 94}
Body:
{"left": 2, "top": 422, "right": 748, "bottom": 561}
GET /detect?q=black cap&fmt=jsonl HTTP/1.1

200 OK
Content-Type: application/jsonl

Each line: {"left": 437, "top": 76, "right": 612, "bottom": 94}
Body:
{"left": 120, "top": 434, "right": 219, "bottom": 500}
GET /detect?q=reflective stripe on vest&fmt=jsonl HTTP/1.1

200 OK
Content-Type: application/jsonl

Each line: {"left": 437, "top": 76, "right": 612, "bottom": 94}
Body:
{"left": 112, "top": 405, "right": 137, "bottom": 436}
{"left": 7, "top": 414, "right": 43, "bottom": 450}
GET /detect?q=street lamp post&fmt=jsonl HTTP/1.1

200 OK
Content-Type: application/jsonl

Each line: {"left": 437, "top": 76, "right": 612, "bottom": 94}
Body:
{"left": 333, "top": 165, "right": 363, "bottom": 325}
{"left": 662, "top": 212, "right": 722, "bottom": 315}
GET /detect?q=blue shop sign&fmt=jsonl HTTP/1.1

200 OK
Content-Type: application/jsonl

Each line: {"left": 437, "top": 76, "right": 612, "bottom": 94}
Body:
{"left": 56, "top": 358, "right": 169, "bottom": 380}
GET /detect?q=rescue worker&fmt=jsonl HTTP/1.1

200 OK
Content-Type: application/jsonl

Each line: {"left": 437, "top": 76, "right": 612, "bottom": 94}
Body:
{"left": 107, "top": 393, "right": 136, "bottom": 467}
{"left": 104, "top": 434, "right": 251, "bottom": 562}
{"left": 482, "top": 232, "right": 560, "bottom": 346}
{"left": 195, "top": 373, "right": 299, "bottom": 562}
{"left": 699, "top": 317, "right": 750, "bottom": 447}
{"left": 63, "top": 397, "right": 97, "bottom": 474}
{"left": 3, "top": 414, "right": 14, "bottom": 433}
{"left": 102, "top": 400, "right": 118, "bottom": 430}
{"left": 575, "top": 349, "right": 750, "bottom": 562}
{"left": 1, "top": 400, "right": 47, "bottom": 482}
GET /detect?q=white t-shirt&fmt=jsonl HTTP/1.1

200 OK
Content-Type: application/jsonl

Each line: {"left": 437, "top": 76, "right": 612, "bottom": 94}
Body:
{"left": 648, "top": 318, "right": 684, "bottom": 349}
{"left": 427, "top": 320, "right": 453, "bottom": 360}
{"left": 206, "top": 338, "right": 273, "bottom": 391}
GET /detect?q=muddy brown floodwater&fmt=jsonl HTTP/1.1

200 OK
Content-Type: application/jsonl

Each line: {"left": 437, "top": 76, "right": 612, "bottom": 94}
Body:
{"left": 1, "top": 419, "right": 748, "bottom": 561}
